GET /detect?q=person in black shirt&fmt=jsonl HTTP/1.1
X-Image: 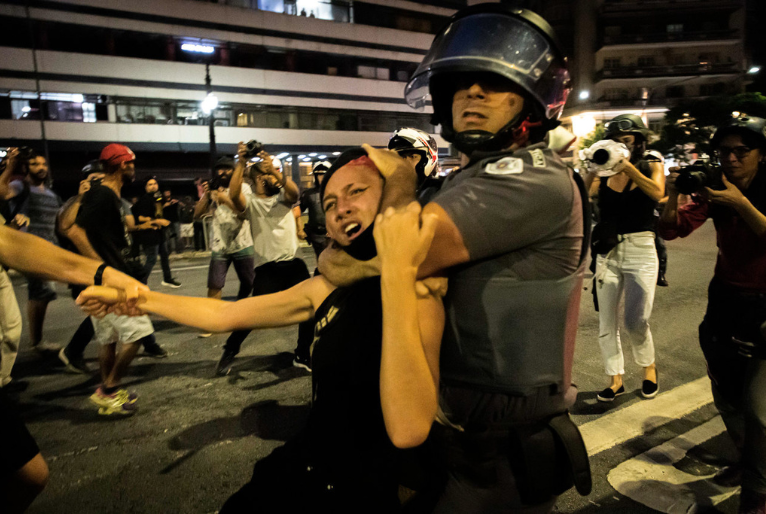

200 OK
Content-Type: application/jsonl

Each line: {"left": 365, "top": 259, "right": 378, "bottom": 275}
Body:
{"left": 78, "top": 150, "right": 445, "bottom": 511}
{"left": 583, "top": 114, "right": 666, "bottom": 402}
{"left": 72, "top": 144, "right": 156, "bottom": 416}
{"left": 132, "top": 178, "right": 180, "bottom": 287}
{"left": 299, "top": 161, "right": 329, "bottom": 258}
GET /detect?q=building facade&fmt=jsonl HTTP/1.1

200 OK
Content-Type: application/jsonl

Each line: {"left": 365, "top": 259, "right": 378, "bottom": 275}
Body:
{"left": 0, "top": 0, "right": 465, "bottom": 190}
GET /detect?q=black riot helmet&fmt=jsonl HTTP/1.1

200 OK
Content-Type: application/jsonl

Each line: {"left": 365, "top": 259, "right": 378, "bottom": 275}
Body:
{"left": 604, "top": 114, "right": 651, "bottom": 143}
{"left": 405, "top": 4, "right": 571, "bottom": 155}
{"left": 710, "top": 115, "right": 766, "bottom": 152}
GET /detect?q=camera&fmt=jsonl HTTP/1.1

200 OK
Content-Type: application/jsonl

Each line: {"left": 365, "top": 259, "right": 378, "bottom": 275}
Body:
{"left": 209, "top": 174, "right": 223, "bottom": 190}
{"left": 674, "top": 162, "right": 725, "bottom": 195}
{"left": 243, "top": 140, "right": 264, "bottom": 160}
{"left": 579, "top": 140, "right": 631, "bottom": 177}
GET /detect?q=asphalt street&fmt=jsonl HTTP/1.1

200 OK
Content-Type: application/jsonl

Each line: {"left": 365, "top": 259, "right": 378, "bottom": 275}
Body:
{"left": 5, "top": 221, "right": 742, "bottom": 514}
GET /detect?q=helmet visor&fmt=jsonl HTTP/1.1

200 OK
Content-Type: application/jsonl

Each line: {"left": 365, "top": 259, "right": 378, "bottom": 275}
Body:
{"left": 405, "top": 13, "right": 570, "bottom": 119}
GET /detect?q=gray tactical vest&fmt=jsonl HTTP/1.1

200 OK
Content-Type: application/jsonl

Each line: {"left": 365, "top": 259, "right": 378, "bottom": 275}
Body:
{"left": 439, "top": 151, "right": 589, "bottom": 397}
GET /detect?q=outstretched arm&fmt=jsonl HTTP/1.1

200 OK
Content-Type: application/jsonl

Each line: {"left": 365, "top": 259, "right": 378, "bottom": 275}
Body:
{"left": 78, "top": 275, "right": 335, "bottom": 333}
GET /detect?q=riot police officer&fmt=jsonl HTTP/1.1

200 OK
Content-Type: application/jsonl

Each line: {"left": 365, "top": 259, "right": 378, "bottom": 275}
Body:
{"left": 322, "top": 4, "right": 591, "bottom": 513}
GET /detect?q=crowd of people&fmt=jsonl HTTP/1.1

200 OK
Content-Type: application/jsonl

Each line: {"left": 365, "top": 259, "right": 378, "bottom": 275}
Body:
{"left": 1, "top": 3, "right": 765, "bottom": 514}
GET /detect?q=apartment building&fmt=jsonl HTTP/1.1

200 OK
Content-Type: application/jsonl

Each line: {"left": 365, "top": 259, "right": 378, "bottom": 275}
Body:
{"left": 0, "top": 0, "right": 464, "bottom": 188}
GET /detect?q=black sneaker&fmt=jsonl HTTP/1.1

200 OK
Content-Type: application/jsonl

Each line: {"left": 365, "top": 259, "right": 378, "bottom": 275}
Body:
{"left": 161, "top": 278, "right": 182, "bottom": 288}
{"left": 596, "top": 385, "right": 625, "bottom": 402}
{"left": 216, "top": 350, "right": 237, "bottom": 376}
{"left": 713, "top": 465, "right": 743, "bottom": 487}
{"left": 293, "top": 353, "right": 312, "bottom": 372}
{"left": 641, "top": 379, "right": 659, "bottom": 399}
{"left": 657, "top": 273, "right": 669, "bottom": 287}
{"left": 142, "top": 341, "right": 168, "bottom": 358}
{"left": 58, "top": 347, "right": 91, "bottom": 374}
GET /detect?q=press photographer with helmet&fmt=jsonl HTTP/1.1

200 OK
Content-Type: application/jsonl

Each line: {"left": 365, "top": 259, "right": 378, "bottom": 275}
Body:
{"left": 582, "top": 114, "right": 665, "bottom": 403}
{"left": 659, "top": 115, "right": 766, "bottom": 514}
{"left": 320, "top": 4, "right": 591, "bottom": 512}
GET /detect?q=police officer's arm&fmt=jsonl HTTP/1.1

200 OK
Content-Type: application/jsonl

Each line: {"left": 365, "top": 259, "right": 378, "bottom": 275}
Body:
{"left": 614, "top": 159, "right": 665, "bottom": 202}
{"left": 229, "top": 142, "right": 249, "bottom": 213}
{"left": 376, "top": 204, "right": 444, "bottom": 448}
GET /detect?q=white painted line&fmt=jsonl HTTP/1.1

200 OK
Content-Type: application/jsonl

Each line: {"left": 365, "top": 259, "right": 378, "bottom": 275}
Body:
{"left": 608, "top": 416, "right": 738, "bottom": 512}
{"left": 580, "top": 376, "right": 714, "bottom": 456}
{"left": 152, "top": 264, "right": 210, "bottom": 273}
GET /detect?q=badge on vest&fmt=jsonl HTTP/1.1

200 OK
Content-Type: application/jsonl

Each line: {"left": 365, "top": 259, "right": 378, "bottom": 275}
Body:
{"left": 485, "top": 157, "right": 524, "bottom": 175}
{"left": 530, "top": 149, "right": 546, "bottom": 168}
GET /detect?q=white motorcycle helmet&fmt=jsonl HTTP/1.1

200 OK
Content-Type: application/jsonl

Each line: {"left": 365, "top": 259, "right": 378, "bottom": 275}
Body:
{"left": 388, "top": 127, "right": 439, "bottom": 182}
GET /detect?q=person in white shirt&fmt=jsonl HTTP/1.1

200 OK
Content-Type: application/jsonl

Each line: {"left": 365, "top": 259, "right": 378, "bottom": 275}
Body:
{"left": 215, "top": 145, "right": 312, "bottom": 376}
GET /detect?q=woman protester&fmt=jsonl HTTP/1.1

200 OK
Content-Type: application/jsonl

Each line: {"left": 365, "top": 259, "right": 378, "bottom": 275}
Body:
{"left": 78, "top": 149, "right": 445, "bottom": 513}
{"left": 584, "top": 114, "right": 665, "bottom": 402}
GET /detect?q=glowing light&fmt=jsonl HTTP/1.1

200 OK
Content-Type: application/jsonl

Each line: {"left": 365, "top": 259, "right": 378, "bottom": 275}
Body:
{"left": 201, "top": 93, "right": 218, "bottom": 114}
{"left": 276, "top": 152, "right": 289, "bottom": 159}
{"left": 748, "top": 66, "right": 761, "bottom": 75}
{"left": 318, "top": 155, "right": 327, "bottom": 159}
{"left": 182, "top": 43, "right": 215, "bottom": 54}
{"left": 308, "top": 153, "right": 318, "bottom": 157}
{"left": 571, "top": 114, "right": 597, "bottom": 139}
{"left": 21, "top": 106, "right": 31, "bottom": 113}
{"left": 332, "top": 151, "right": 341, "bottom": 155}
{"left": 578, "top": 90, "right": 590, "bottom": 100}
{"left": 298, "top": 155, "right": 306, "bottom": 159}
{"left": 732, "top": 111, "right": 742, "bottom": 118}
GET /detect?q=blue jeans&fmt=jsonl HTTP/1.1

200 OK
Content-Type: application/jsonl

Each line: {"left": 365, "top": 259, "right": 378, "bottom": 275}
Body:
{"left": 139, "top": 242, "right": 173, "bottom": 285}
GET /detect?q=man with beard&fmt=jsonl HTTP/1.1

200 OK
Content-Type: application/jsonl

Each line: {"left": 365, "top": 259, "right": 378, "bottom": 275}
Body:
{"left": 195, "top": 157, "right": 255, "bottom": 338}
{"left": 70, "top": 143, "right": 155, "bottom": 415}
{"left": 215, "top": 147, "right": 312, "bottom": 375}
{"left": 0, "top": 150, "right": 62, "bottom": 354}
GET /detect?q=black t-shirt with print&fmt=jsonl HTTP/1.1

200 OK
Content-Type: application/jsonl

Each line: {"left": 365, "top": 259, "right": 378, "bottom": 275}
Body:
{"left": 76, "top": 184, "right": 143, "bottom": 278}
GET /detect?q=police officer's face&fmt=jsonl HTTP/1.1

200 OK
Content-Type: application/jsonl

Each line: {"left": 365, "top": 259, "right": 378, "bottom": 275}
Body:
{"left": 451, "top": 76, "right": 525, "bottom": 135}
{"left": 322, "top": 164, "right": 383, "bottom": 247}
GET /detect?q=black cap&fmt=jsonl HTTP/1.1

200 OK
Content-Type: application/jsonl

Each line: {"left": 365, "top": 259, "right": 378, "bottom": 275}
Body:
{"left": 213, "top": 156, "right": 235, "bottom": 171}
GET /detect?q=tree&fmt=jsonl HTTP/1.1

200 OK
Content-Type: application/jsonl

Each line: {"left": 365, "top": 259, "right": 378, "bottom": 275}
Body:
{"left": 578, "top": 123, "right": 606, "bottom": 153}
{"left": 654, "top": 92, "right": 766, "bottom": 161}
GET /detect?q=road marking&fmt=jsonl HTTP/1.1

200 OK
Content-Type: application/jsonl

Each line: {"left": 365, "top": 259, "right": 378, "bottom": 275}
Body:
{"left": 580, "top": 376, "right": 713, "bottom": 456}
{"left": 608, "top": 416, "right": 738, "bottom": 512}
{"left": 152, "top": 264, "right": 210, "bottom": 273}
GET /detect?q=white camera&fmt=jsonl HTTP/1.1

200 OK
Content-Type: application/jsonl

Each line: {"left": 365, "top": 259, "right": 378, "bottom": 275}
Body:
{"left": 579, "top": 140, "right": 631, "bottom": 177}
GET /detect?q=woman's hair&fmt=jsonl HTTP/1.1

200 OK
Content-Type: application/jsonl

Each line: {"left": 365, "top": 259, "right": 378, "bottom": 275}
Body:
{"left": 320, "top": 148, "right": 375, "bottom": 201}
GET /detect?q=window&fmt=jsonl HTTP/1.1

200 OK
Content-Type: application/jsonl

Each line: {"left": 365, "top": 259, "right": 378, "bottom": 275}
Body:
{"left": 357, "top": 66, "right": 390, "bottom": 80}
{"left": 82, "top": 102, "right": 96, "bottom": 123}
{"left": 667, "top": 24, "right": 683, "bottom": 33}
{"left": 604, "top": 88, "right": 628, "bottom": 100}
{"left": 638, "top": 56, "right": 656, "bottom": 67}
{"left": 604, "top": 58, "right": 621, "bottom": 69}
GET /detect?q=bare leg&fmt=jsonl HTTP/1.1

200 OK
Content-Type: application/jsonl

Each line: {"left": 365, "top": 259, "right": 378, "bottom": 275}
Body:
{"left": 609, "top": 374, "right": 624, "bottom": 392}
{"left": 644, "top": 362, "right": 657, "bottom": 382}
{"left": 104, "top": 341, "right": 140, "bottom": 388}
{"left": 99, "top": 344, "right": 116, "bottom": 384}
{"left": 208, "top": 288, "right": 222, "bottom": 300}
{"left": 27, "top": 299, "right": 50, "bottom": 346}
{"left": 3, "top": 452, "right": 49, "bottom": 514}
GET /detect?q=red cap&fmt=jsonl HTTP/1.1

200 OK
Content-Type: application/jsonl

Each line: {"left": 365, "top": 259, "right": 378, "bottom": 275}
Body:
{"left": 100, "top": 144, "right": 135, "bottom": 165}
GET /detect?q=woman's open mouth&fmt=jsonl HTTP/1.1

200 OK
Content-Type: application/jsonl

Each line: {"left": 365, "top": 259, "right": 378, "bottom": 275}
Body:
{"left": 344, "top": 222, "right": 363, "bottom": 240}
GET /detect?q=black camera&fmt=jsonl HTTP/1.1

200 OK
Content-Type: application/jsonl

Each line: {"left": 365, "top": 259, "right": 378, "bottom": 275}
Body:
{"left": 243, "top": 140, "right": 264, "bottom": 160}
{"left": 674, "top": 162, "right": 725, "bottom": 195}
{"left": 1, "top": 146, "right": 36, "bottom": 174}
{"left": 209, "top": 175, "right": 223, "bottom": 190}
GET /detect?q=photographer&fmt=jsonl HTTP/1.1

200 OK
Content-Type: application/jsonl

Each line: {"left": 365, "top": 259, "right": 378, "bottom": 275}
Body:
{"left": 0, "top": 148, "right": 62, "bottom": 354}
{"left": 659, "top": 115, "right": 766, "bottom": 514}
{"left": 583, "top": 114, "right": 664, "bottom": 402}
{"left": 195, "top": 157, "right": 254, "bottom": 323}
{"left": 215, "top": 143, "right": 313, "bottom": 376}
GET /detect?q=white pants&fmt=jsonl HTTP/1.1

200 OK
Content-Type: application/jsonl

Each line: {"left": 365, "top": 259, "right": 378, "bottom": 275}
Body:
{"left": 595, "top": 231, "right": 658, "bottom": 376}
{"left": 0, "top": 268, "right": 22, "bottom": 387}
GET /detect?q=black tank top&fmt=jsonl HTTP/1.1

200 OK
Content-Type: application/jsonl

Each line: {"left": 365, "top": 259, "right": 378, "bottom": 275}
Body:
{"left": 598, "top": 159, "right": 658, "bottom": 235}
{"left": 303, "top": 277, "right": 402, "bottom": 507}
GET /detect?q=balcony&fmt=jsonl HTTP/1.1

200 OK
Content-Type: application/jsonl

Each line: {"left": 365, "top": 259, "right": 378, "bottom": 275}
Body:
{"left": 596, "top": 62, "right": 740, "bottom": 81}
{"left": 601, "top": 29, "right": 739, "bottom": 47}
{"left": 601, "top": 0, "right": 744, "bottom": 16}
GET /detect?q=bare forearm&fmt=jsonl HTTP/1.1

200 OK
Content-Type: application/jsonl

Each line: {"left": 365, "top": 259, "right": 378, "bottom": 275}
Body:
{"left": 0, "top": 226, "right": 102, "bottom": 283}
{"left": 137, "top": 284, "right": 315, "bottom": 333}
{"left": 230, "top": 161, "right": 246, "bottom": 211}
{"left": 68, "top": 225, "right": 101, "bottom": 260}
{"left": 282, "top": 177, "right": 299, "bottom": 204}
{"left": 660, "top": 192, "right": 680, "bottom": 225}
{"left": 624, "top": 163, "right": 664, "bottom": 201}
{"left": 316, "top": 243, "right": 381, "bottom": 287}
{"left": 193, "top": 196, "right": 210, "bottom": 219}
{"left": 380, "top": 267, "right": 438, "bottom": 448}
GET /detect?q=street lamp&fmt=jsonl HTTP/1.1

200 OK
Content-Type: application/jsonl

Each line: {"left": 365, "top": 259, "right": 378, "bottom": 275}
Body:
{"left": 204, "top": 63, "right": 218, "bottom": 175}
{"left": 748, "top": 66, "right": 761, "bottom": 75}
